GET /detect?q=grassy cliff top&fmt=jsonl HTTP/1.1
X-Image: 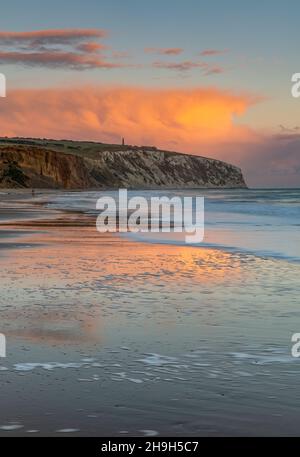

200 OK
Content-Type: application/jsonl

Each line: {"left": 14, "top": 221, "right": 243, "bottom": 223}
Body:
{"left": 0, "top": 137, "right": 213, "bottom": 162}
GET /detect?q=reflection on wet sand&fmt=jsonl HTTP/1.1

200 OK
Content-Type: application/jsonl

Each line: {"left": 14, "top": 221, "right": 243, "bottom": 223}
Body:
{"left": 0, "top": 307, "right": 103, "bottom": 344}
{"left": 0, "top": 221, "right": 245, "bottom": 347}
{"left": 0, "top": 205, "right": 300, "bottom": 436}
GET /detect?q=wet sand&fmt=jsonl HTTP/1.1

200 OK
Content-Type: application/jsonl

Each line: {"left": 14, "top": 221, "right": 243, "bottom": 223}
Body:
{"left": 0, "top": 191, "right": 300, "bottom": 436}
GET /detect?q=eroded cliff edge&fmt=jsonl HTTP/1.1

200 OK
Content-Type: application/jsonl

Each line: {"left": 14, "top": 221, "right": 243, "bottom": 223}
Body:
{"left": 0, "top": 138, "right": 247, "bottom": 189}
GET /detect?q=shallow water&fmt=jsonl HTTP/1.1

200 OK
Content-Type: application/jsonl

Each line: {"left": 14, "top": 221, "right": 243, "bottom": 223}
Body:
{"left": 46, "top": 188, "right": 300, "bottom": 262}
{"left": 0, "top": 189, "right": 299, "bottom": 436}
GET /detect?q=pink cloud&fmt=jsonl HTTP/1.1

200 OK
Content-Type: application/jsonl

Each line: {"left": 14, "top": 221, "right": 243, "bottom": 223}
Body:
{"left": 76, "top": 42, "right": 107, "bottom": 53}
{"left": 0, "top": 29, "right": 128, "bottom": 70}
{"left": 0, "top": 29, "right": 107, "bottom": 46}
{"left": 0, "top": 51, "right": 123, "bottom": 69}
{"left": 145, "top": 47, "right": 183, "bottom": 55}
{"left": 199, "top": 49, "right": 228, "bottom": 56}
{"left": 153, "top": 60, "right": 225, "bottom": 74}
{"left": 213, "top": 133, "right": 300, "bottom": 187}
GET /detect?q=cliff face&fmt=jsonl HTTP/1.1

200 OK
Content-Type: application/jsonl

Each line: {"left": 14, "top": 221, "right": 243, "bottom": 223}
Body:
{"left": 85, "top": 149, "right": 246, "bottom": 188}
{"left": 0, "top": 146, "right": 91, "bottom": 188}
{"left": 0, "top": 140, "right": 247, "bottom": 189}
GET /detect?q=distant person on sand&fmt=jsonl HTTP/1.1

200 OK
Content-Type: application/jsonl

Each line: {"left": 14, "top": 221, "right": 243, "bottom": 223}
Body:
{"left": 32, "top": 188, "right": 35, "bottom": 197}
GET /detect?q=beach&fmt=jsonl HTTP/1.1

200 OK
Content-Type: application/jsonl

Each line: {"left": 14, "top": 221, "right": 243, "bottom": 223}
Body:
{"left": 0, "top": 189, "right": 300, "bottom": 436}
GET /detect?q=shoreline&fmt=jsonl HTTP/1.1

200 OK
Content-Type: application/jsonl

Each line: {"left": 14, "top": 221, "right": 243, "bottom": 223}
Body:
{"left": 1, "top": 188, "right": 300, "bottom": 263}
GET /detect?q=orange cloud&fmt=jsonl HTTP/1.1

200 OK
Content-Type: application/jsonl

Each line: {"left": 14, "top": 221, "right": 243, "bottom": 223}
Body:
{"left": 0, "top": 86, "right": 257, "bottom": 151}
{"left": 1, "top": 86, "right": 298, "bottom": 187}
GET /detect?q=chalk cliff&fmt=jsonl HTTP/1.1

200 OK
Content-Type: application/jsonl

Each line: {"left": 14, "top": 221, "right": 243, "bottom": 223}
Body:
{"left": 0, "top": 138, "right": 247, "bottom": 189}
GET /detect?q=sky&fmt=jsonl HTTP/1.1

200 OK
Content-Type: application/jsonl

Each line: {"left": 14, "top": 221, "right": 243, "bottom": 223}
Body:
{"left": 0, "top": 0, "right": 299, "bottom": 187}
